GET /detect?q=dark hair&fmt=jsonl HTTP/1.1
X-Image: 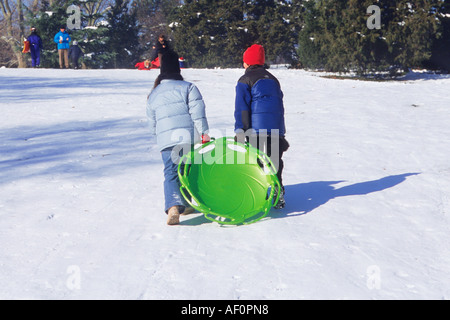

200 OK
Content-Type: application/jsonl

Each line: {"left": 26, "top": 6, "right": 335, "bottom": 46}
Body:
{"left": 153, "top": 73, "right": 184, "bottom": 89}
{"left": 153, "top": 50, "right": 182, "bottom": 88}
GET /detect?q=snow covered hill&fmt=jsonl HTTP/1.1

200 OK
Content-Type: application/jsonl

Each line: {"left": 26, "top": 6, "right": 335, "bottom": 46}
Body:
{"left": 1, "top": 67, "right": 449, "bottom": 300}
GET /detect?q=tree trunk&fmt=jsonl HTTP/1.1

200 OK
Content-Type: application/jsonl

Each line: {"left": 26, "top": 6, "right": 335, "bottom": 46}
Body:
{"left": 1, "top": 0, "right": 28, "bottom": 67}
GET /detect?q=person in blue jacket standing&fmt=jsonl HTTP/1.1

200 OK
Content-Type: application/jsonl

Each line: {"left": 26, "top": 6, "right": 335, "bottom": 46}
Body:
{"left": 54, "top": 26, "right": 71, "bottom": 69}
{"left": 234, "top": 44, "right": 289, "bottom": 209}
{"left": 147, "top": 50, "right": 210, "bottom": 225}
{"left": 27, "top": 27, "right": 42, "bottom": 68}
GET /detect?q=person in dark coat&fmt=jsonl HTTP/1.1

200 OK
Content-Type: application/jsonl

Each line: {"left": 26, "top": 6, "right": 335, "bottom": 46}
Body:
{"left": 27, "top": 27, "right": 42, "bottom": 68}
{"left": 150, "top": 34, "right": 171, "bottom": 62}
{"left": 234, "top": 44, "right": 289, "bottom": 209}
{"left": 68, "top": 41, "right": 84, "bottom": 69}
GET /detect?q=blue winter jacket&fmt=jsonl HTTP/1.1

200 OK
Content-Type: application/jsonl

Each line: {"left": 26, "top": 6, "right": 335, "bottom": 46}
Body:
{"left": 54, "top": 31, "right": 71, "bottom": 50}
{"left": 235, "top": 66, "right": 286, "bottom": 136}
{"left": 147, "top": 80, "right": 209, "bottom": 151}
{"left": 27, "top": 33, "right": 42, "bottom": 49}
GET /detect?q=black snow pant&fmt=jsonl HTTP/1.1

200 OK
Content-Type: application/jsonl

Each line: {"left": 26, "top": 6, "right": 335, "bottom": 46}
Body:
{"left": 236, "top": 133, "right": 289, "bottom": 187}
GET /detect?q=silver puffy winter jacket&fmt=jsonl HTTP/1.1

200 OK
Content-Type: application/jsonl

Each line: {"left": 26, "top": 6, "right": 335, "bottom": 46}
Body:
{"left": 147, "top": 79, "right": 209, "bottom": 151}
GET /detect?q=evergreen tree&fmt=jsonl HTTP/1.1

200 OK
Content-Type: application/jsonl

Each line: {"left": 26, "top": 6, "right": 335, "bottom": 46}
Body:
{"left": 307, "top": 0, "right": 392, "bottom": 74}
{"left": 105, "top": 0, "right": 141, "bottom": 68}
{"left": 424, "top": 0, "right": 450, "bottom": 71}
{"left": 297, "top": 0, "right": 325, "bottom": 69}
{"left": 284, "top": 0, "right": 306, "bottom": 65}
{"left": 383, "top": 0, "right": 441, "bottom": 72}
{"left": 71, "top": 0, "right": 113, "bottom": 68}
{"left": 327, "top": 0, "right": 389, "bottom": 74}
{"left": 26, "top": 0, "right": 75, "bottom": 68}
{"left": 134, "top": 0, "right": 180, "bottom": 59}
{"left": 27, "top": 0, "right": 114, "bottom": 68}
{"left": 245, "top": 0, "right": 296, "bottom": 64}
{"left": 170, "top": 0, "right": 247, "bottom": 68}
{"left": 169, "top": 0, "right": 298, "bottom": 68}
{"left": 297, "top": 0, "right": 443, "bottom": 75}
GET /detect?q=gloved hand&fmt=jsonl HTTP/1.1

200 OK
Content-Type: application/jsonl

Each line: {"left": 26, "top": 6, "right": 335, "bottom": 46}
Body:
{"left": 201, "top": 134, "right": 211, "bottom": 144}
{"left": 234, "top": 131, "right": 246, "bottom": 144}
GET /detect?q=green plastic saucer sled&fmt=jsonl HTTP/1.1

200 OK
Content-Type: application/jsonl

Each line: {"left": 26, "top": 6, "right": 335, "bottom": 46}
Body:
{"left": 177, "top": 137, "right": 281, "bottom": 225}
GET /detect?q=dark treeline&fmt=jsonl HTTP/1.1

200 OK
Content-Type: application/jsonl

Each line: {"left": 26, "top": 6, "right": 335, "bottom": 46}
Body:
{"left": 1, "top": 0, "right": 448, "bottom": 74}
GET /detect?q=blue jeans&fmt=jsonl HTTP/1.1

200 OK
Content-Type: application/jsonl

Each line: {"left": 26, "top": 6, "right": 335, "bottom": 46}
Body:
{"left": 161, "top": 147, "right": 189, "bottom": 213}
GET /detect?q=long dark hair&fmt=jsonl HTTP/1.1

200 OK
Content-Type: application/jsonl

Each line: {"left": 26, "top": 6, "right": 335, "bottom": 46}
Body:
{"left": 153, "top": 73, "right": 184, "bottom": 89}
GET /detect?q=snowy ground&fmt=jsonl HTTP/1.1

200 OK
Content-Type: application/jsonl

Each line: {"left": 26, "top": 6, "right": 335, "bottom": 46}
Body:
{"left": 1, "top": 67, "right": 449, "bottom": 300}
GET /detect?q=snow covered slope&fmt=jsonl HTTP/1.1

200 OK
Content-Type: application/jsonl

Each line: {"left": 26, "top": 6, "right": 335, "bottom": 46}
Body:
{"left": 1, "top": 67, "right": 449, "bottom": 299}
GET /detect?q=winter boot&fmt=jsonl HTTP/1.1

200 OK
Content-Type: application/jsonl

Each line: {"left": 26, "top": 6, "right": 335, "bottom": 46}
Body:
{"left": 274, "top": 187, "right": 285, "bottom": 209}
{"left": 181, "top": 206, "right": 196, "bottom": 215}
{"left": 167, "top": 206, "right": 181, "bottom": 225}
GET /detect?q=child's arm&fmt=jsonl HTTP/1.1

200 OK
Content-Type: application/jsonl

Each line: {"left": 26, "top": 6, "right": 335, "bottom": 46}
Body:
{"left": 187, "top": 84, "right": 209, "bottom": 137}
{"left": 234, "top": 82, "right": 252, "bottom": 132}
{"left": 146, "top": 98, "right": 157, "bottom": 135}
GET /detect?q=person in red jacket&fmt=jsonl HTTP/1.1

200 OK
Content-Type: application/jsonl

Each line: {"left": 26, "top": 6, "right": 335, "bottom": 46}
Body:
{"left": 135, "top": 57, "right": 160, "bottom": 70}
{"left": 135, "top": 60, "right": 151, "bottom": 70}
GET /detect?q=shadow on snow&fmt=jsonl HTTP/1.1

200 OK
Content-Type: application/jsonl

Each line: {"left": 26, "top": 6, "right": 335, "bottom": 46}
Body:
{"left": 0, "top": 74, "right": 154, "bottom": 102}
{"left": 276, "top": 173, "right": 420, "bottom": 219}
{"left": 0, "top": 117, "right": 158, "bottom": 184}
{"left": 181, "top": 173, "right": 420, "bottom": 226}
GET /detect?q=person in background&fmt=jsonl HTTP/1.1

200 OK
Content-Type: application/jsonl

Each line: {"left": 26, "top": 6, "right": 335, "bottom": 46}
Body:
{"left": 54, "top": 26, "right": 71, "bottom": 69}
{"left": 135, "top": 60, "right": 151, "bottom": 70}
{"left": 146, "top": 50, "right": 210, "bottom": 225}
{"left": 69, "top": 41, "right": 84, "bottom": 69}
{"left": 27, "top": 27, "right": 42, "bottom": 68}
{"left": 150, "top": 34, "right": 171, "bottom": 62}
{"left": 179, "top": 56, "right": 186, "bottom": 69}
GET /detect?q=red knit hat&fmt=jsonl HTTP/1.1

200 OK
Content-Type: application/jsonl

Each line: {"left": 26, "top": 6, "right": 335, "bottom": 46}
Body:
{"left": 243, "top": 44, "right": 265, "bottom": 66}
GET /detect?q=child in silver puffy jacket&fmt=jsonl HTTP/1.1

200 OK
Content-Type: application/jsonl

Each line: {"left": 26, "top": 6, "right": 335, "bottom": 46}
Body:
{"left": 147, "top": 50, "right": 210, "bottom": 225}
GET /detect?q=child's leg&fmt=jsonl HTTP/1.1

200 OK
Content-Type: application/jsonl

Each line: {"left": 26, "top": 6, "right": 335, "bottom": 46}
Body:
{"left": 248, "top": 134, "right": 288, "bottom": 209}
{"left": 161, "top": 148, "right": 186, "bottom": 214}
{"left": 276, "top": 153, "right": 284, "bottom": 187}
{"left": 251, "top": 134, "right": 285, "bottom": 187}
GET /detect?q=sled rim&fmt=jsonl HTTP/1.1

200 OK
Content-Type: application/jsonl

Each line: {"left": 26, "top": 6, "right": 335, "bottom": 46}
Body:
{"left": 178, "top": 137, "right": 280, "bottom": 225}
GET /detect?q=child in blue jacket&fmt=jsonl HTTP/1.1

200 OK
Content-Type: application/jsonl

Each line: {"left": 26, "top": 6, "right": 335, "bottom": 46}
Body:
{"left": 234, "top": 44, "right": 289, "bottom": 209}
{"left": 54, "top": 26, "right": 71, "bottom": 68}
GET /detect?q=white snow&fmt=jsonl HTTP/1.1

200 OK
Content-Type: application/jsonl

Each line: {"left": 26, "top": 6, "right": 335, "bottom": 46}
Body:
{"left": 1, "top": 67, "right": 450, "bottom": 300}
